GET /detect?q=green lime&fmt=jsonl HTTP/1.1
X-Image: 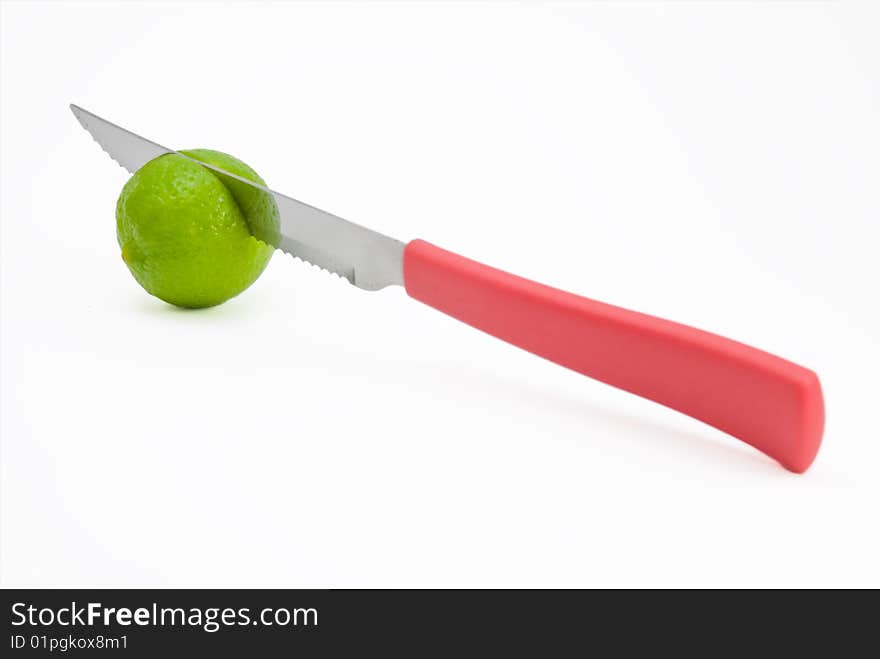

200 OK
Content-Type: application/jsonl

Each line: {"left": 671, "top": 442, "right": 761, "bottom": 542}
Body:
{"left": 115, "top": 149, "right": 279, "bottom": 308}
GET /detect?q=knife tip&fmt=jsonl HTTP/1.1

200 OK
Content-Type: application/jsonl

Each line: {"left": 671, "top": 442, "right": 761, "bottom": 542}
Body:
{"left": 69, "top": 103, "right": 89, "bottom": 118}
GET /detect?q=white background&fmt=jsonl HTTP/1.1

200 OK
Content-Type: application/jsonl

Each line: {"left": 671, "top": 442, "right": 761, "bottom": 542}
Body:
{"left": 2, "top": 1, "right": 878, "bottom": 587}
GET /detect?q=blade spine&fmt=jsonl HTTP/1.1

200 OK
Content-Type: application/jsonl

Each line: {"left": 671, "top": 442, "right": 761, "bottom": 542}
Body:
{"left": 73, "top": 103, "right": 387, "bottom": 240}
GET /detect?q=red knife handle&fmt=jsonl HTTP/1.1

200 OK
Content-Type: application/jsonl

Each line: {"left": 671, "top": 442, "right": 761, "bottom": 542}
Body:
{"left": 403, "top": 239, "right": 824, "bottom": 472}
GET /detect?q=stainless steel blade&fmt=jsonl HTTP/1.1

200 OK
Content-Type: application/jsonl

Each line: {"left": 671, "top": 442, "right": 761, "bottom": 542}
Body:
{"left": 70, "top": 104, "right": 405, "bottom": 290}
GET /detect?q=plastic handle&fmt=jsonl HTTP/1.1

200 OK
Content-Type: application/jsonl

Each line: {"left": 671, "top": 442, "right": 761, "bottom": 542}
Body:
{"left": 403, "top": 240, "right": 824, "bottom": 472}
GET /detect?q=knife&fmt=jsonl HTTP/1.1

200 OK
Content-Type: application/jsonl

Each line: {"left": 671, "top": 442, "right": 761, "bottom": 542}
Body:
{"left": 70, "top": 103, "right": 824, "bottom": 473}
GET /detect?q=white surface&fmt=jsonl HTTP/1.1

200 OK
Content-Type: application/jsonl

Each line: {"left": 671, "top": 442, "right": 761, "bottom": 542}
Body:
{"left": 2, "top": 1, "right": 879, "bottom": 588}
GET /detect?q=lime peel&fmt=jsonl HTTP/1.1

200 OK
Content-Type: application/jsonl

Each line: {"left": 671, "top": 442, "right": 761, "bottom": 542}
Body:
{"left": 115, "top": 149, "right": 279, "bottom": 308}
